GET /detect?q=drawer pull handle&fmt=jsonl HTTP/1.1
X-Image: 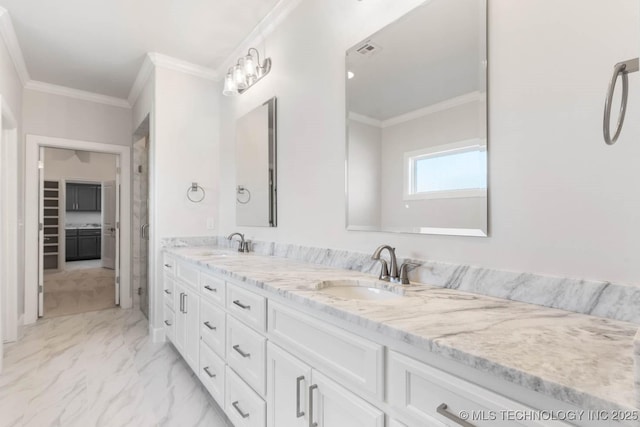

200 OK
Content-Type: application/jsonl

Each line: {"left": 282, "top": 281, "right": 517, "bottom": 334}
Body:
{"left": 309, "top": 384, "right": 318, "bottom": 427}
{"left": 203, "top": 321, "right": 216, "bottom": 330}
{"left": 233, "top": 344, "right": 251, "bottom": 358}
{"left": 437, "top": 403, "right": 475, "bottom": 427}
{"left": 232, "top": 401, "right": 250, "bottom": 419}
{"left": 164, "top": 289, "right": 171, "bottom": 295}
{"left": 233, "top": 300, "right": 251, "bottom": 310}
{"left": 164, "top": 320, "right": 172, "bottom": 326}
{"left": 203, "top": 366, "right": 216, "bottom": 378}
{"left": 164, "top": 263, "right": 172, "bottom": 268}
{"left": 204, "top": 285, "right": 217, "bottom": 292}
{"left": 296, "top": 376, "right": 305, "bottom": 418}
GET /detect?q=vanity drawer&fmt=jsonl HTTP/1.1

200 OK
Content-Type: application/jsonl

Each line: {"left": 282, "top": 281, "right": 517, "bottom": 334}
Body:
{"left": 199, "top": 341, "right": 225, "bottom": 405}
{"left": 226, "top": 284, "right": 266, "bottom": 332}
{"left": 267, "top": 301, "right": 383, "bottom": 400}
{"left": 227, "top": 315, "right": 266, "bottom": 396}
{"left": 200, "top": 299, "right": 226, "bottom": 358}
{"left": 164, "top": 307, "right": 175, "bottom": 342}
{"left": 388, "top": 351, "right": 568, "bottom": 427}
{"left": 225, "top": 366, "right": 266, "bottom": 427}
{"left": 200, "top": 272, "right": 225, "bottom": 306}
{"left": 163, "top": 254, "right": 176, "bottom": 276}
{"left": 176, "top": 260, "right": 199, "bottom": 290}
{"left": 163, "top": 274, "right": 175, "bottom": 310}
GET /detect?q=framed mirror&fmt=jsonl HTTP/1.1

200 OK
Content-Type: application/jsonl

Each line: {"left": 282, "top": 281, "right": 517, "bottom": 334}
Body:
{"left": 346, "top": 0, "right": 488, "bottom": 236}
{"left": 236, "top": 97, "right": 277, "bottom": 227}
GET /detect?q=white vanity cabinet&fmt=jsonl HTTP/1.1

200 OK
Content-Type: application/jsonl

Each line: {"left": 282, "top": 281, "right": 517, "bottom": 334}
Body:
{"left": 267, "top": 342, "right": 384, "bottom": 427}
{"left": 173, "top": 280, "right": 200, "bottom": 372}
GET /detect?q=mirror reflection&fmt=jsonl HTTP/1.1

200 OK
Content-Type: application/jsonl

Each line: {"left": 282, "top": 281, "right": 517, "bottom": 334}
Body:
{"left": 236, "top": 97, "right": 277, "bottom": 227}
{"left": 346, "top": 0, "right": 488, "bottom": 236}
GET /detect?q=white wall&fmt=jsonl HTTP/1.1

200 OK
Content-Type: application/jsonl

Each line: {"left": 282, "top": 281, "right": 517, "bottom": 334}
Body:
{"left": 23, "top": 89, "right": 131, "bottom": 146}
{"left": 0, "top": 32, "right": 23, "bottom": 329}
{"left": 152, "top": 66, "right": 219, "bottom": 330}
{"left": 218, "top": 0, "right": 640, "bottom": 286}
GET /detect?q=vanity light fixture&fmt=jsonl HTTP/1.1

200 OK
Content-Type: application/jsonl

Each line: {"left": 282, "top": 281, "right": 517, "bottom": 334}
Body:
{"left": 222, "top": 47, "right": 272, "bottom": 96}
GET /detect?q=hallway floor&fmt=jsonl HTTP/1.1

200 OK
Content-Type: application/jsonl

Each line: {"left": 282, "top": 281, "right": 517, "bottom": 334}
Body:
{"left": 0, "top": 308, "right": 230, "bottom": 427}
{"left": 43, "top": 268, "right": 116, "bottom": 318}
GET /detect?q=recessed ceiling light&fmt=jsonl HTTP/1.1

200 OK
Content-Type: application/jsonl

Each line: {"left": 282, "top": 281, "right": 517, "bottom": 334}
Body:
{"left": 347, "top": 71, "right": 355, "bottom": 79}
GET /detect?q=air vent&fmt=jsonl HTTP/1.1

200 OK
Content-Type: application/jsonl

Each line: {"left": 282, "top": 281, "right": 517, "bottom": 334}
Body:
{"left": 355, "top": 40, "right": 382, "bottom": 57}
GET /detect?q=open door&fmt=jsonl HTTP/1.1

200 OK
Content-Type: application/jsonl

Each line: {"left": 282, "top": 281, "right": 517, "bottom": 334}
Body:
{"left": 37, "top": 147, "right": 44, "bottom": 317}
{"left": 102, "top": 181, "right": 117, "bottom": 270}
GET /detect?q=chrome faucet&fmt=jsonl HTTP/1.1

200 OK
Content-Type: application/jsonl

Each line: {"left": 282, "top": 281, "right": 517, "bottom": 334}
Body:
{"left": 227, "top": 232, "right": 250, "bottom": 253}
{"left": 371, "top": 245, "right": 417, "bottom": 285}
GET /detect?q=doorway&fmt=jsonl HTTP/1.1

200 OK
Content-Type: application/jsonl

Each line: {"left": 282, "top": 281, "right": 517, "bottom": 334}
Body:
{"left": 24, "top": 135, "right": 132, "bottom": 325}
{"left": 133, "top": 119, "right": 150, "bottom": 319}
{"left": 40, "top": 148, "right": 119, "bottom": 318}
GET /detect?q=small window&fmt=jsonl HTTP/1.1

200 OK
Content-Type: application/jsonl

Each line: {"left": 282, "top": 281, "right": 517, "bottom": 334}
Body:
{"left": 404, "top": 140, "right": 487, "bottom": 200}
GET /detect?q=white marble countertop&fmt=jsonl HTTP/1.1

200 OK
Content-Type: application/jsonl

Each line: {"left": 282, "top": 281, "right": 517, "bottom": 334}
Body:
{"left": 165, "top": 246, "right": 639, "bottom": 414}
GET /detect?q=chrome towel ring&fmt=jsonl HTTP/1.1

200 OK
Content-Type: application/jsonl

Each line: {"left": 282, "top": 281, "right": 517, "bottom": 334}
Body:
{"left": 187, "top": 182, "right": 205, "bottom": 203}
{"left": 236, "top": 185, "right": 251, "bottom": 204}
{"left": 604, "top": 57, "right": 638, "bottom": 145}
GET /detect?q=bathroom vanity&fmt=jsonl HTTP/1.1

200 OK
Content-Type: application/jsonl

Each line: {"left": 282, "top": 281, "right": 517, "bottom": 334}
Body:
{"left": 161, "top": 245, "right": 639, "bottom": 427}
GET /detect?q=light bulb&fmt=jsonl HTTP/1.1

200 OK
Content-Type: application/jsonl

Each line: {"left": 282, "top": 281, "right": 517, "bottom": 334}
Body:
{"left": 244, "top": 54, "right": 257, "bottom": 84}
{"left": 222, "top": 72, "right": 238, "bottom": 96}
{"left": 234, "top": 64, "right": 247, "bottom": 90}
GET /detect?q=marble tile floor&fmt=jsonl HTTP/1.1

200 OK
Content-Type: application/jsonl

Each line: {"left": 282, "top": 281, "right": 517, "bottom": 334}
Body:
{"left": 0, "top": 308, "right": 231, "bottom": 427}
{"left": 43, "top": 268, "right": 116, "bottom": 318}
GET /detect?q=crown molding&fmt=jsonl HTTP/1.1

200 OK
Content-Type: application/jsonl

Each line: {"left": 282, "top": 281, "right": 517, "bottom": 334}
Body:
{"left": 149, "top": 52, "right": 218, "bottom": 81}
{"left": 348, "top": 112, "right": 382, "bottom": 128}
{"left": 25, "top": 80, "right": 130, "bottom": 109}
{"left": 381, "top": 91, "right": 485, "bottom": 128}
{"left": 216, "top": 0, "right": 303, "bottom": 76}
{"left": 0, "top": 7, "right": 30, "bottom": 85}
{"left": 128, "top": 54, "right": 154, "bottom": 106}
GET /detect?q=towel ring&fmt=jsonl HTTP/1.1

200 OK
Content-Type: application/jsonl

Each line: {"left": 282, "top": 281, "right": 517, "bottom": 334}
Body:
{"left": 604, "top": 58, "right": 638, "bottom": 145}
{"left": 236, "top": 185, "right": 251, "bottom": 204}
{"left": 187, "top": 182, "right": 205, "bottom": 203}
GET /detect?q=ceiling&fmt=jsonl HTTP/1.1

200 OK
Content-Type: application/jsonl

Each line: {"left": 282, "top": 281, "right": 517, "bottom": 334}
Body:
{"left": 0, "top": 0, "right": 280, "bottom": 99}
{"left": 347, "top": 0, "right": 485, "bottom": 121}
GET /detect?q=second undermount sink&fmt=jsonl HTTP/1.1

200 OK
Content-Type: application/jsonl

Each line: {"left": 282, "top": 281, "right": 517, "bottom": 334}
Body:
{"left": 315, "top": 280, "right": 405, "bottom": 301}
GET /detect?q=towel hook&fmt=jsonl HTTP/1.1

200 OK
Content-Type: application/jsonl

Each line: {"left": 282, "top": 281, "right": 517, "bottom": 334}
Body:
{"left": 603, "top": 57, "right": 639, "bottom": 145}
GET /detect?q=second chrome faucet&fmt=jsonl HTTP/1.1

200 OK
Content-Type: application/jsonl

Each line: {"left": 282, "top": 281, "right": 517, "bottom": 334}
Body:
{"left": 228, "top": 232, "right": 251, "bottom": 253}
{"left": 371, "top": 245, "right": 416, "bottom": 285}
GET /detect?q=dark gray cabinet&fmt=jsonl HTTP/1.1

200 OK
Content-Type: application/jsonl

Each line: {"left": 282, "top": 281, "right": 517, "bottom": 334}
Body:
{"left": 66, "top": 228, "right": 101, "bottom": 261}
{"left": 66, "top": 183, "right": 101, "bottom": 212}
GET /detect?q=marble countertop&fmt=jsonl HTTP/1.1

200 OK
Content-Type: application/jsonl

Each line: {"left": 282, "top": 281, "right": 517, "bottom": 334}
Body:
{"left": 65, "top": 224, "right": 101, "bottom": 229}
{"left": 165, "top": 246, "right": 639, "bottom": 414}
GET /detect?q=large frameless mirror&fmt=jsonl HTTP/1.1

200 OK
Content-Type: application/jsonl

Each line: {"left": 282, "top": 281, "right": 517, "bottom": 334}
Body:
{"left": 236, "top": 97, "right": 277, "bottom": 227}
{"left": 346, "top": 0, "right": 488, "bottom": 236}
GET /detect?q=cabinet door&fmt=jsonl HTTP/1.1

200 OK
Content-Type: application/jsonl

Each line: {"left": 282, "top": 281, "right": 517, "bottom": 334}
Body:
{"left": 77, "top": 184, "right": 98, "bottom": 211}
{"left": 78, "top": 236, "right": 99, "bottom": 259}
{"left": 66, "top": 184, "right": 77, "bottom": 211}
{"left": 183, "top": 287, "right": 200, "bottom": 372}
{"left": 173, "top": 281, "right": 187, "bottom": 353}
{"left": 66, "top": 236, "right": 78, "bottom": 260}
{"left": 309, "top": 371, "right": 384, "bottom": 427}
{"left": 96, "top": 185, "right": 102, "bottom": 211}
{"left": 266, "top": 342, "right": 311, "bottom": 427}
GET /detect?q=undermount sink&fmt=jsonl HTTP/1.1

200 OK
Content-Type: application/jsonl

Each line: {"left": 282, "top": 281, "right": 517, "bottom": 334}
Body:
{"left": 191, "top": 249, "right": 231, "bottom": 257}
{"left": 315, "top": 280, "right": 405, "bottom": 301}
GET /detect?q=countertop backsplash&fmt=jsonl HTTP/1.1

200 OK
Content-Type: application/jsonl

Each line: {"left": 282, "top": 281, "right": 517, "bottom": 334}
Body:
{"left": 161, "top": 236, "right": 640, "bottom": 325}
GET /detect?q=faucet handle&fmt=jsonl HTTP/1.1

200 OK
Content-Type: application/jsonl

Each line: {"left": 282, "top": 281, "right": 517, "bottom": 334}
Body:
{"left": 399, "top": 262, "right": 420, "bottom": 285}
{"left": 242, "top": 240, "right": 252, "bottom": 253}
{"left": 377, "top": 259, "right": 390, "bottom": 281}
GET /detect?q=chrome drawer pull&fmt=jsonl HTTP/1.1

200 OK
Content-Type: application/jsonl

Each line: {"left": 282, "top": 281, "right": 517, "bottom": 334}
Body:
{"left": 233, "top": 344, "right": 251, "bottom": 358}
{"left": 233, "top": 300, "right": 251, "bottom": 310}
{"left": 309, "top": 384, "right": 318, "bottom": 427}
{"left": 164, "top": 263, "right": 172, "bottom": 268}
{"left": 164, "top": 320, "right": 172, "bottom": 326}
{"left": 203, "top": 366, "right": 216, "bottom": 378}
{"left": 204, "top": 285, "right": 217, "bottom": 292}
{"left": 437, "top": 403, "right": 475, "bottom": 427}
{"left": 296, "top": 376, "right": 305, "bottom": 418}
{"left": 164, "top": 289, "right": 171, "bottom": 295}
{"left": 203, "top": 321, "right": 216, "bottom": 330}
{"left": 232, "top": 401, "right": 250, "bottom": 419}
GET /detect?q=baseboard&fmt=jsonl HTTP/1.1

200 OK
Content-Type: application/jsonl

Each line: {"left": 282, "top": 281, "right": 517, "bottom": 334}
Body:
{"left": 151, "top": 326, "right": 165, "bottom": 343}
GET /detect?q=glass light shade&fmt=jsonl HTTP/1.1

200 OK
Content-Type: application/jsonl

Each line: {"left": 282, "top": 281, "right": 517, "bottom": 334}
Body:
{"left": 244, "top": 54, "right": 257, "bottom": 79}
{"left": 234, "top": 64, "right": 248, "bottom": 90}
{"left": 222, "top": 72, "right": 238, "bottom": 96}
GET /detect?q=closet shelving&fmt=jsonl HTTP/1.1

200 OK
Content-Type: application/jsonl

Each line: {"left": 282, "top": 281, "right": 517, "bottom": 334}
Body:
{"left": 43, "top": 180, "right": 60, "bottom": 270}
